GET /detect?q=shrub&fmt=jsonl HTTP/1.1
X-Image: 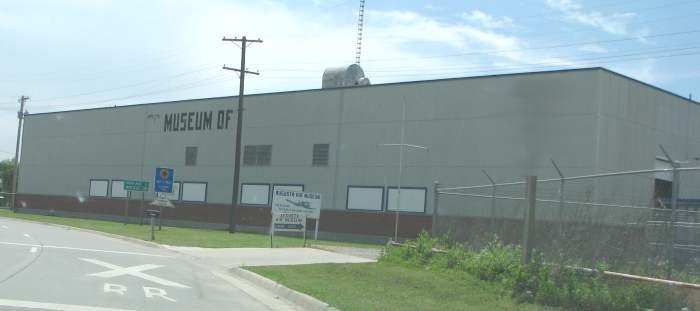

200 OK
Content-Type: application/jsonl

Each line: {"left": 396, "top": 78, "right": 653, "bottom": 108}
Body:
{"left": 380, "top": 232, "right": 689, "bottom": 310}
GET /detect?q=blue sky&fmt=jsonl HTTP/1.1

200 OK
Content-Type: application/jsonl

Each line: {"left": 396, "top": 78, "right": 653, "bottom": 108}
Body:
{"left": 0, "top": 0, "right": 699, "bottom": 159}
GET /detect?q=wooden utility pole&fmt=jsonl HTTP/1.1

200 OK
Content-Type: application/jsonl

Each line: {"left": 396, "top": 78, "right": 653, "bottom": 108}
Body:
{"left": 11, "top": 95, "right": 28, "bottom": 212}
{"left": 222, "top": 36, "right": 262, "bottom": 233}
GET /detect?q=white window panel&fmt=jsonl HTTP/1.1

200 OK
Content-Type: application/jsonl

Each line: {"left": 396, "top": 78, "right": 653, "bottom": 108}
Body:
{"left": 241, "top": 184, "right": 270, "bottom": 205}
{"left": 165, "top": 182, "right": 181, "bottom": 201}
{"left": 182, "top": 182, "right": 206, "bottom": 202}
{"left": 89, "top": 180, "right": 109, "bottom": 197}
{"left": 387, "top": 188, "right": 426, "bottom": 213}
{"left": 347, "top": 187, "right": 383, "bottom": 211}
{"left": 111, "top": 180, "right": 127, "bottom": 198}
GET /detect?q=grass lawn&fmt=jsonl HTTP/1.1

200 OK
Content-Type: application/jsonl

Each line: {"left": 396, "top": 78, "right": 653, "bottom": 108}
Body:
{"left": 0, "top": 209, "right": 381, "bottom": 249}
{"left": 248, "top": 262, "right": 558, "bottom": 311}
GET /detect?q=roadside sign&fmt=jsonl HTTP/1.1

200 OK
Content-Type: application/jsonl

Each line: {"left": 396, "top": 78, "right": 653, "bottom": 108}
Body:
{"left": 272, "top": 213, "right": 306, "bottom": 232}
{"left": 272, "top": 190, "right": 321, "bottom": 219}
{"left": 154, "top": 168, "right": 174, "bottom": 193}
{"left": 123, "top": 180, "right": 149, "bottom": 192}
{"left": 270, "top": 212, "right": 307, "bottom": 248}
{"left": 150, "top": 192, "right": 174, "bottom": 208}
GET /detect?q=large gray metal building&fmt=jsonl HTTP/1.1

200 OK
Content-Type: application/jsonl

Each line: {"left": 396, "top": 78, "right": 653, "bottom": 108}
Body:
{"left": 14, "top": 67, "right": 700, "bottom": 239}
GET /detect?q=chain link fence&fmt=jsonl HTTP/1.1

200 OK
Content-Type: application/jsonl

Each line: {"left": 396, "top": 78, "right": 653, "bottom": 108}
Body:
{"left": 433, "top": 166, "right": 700, "bottom": 282}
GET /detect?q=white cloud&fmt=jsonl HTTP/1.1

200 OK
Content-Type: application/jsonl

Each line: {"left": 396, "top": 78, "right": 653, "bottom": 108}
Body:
{"left": 461, "top": 10, "right": 514, "bottom": 29}
{"left": 1, "top": 1, "right": 647, "bottom": 155}
{"left": 545, "top": 0, "right": 636, "bottom": 35}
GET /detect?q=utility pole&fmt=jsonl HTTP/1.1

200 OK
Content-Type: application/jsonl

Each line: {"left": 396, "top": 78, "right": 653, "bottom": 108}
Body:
{"left": 222, "top": 35, "right": 262, "bottom": 233}
{"left": 11, "top": 95, "right": 29, "bottom": 212}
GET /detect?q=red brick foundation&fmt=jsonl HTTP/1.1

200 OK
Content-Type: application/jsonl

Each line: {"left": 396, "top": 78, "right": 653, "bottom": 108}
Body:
{"left": 15, "top": 193, "right": 432, "bottom": 238}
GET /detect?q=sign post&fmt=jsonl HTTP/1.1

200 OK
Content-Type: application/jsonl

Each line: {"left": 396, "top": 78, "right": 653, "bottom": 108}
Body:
{"left": 124, "top": 191, "right": 130, "bottom": 224}
{"left": 123, "top": 180, "right": 149, "bottom": 225}
{"left": 270, "top": 212, "right": 306, "bottom": 247}
{"left": 144, "top": 209, "right": 161, "bottom": 241}
{"left": 271, "top": 190, "right": 322, "bottom": 241}
{"left": 153, "top": 168, "right": 174, "bottom": 230}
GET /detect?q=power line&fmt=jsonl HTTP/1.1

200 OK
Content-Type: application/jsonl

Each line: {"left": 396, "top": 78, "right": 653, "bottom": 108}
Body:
{"left": 254, "top": 28, "right": 700, "bottom": 67}
{"left": 362, "top": 42, "right": 700, "bottom": 73}
{"left": 31, "top": 74, "right": 233, "bottom": 110}
{"left": 29, "top": 67, "right": 216, "bottom": 102}
{"left": 257, "top": 41, "right": 700, "bottom": 73}
{"left": 0, "top": 49, "right": 190, "bottom": 83}
{"left": 368, "top": 50, "right": 700, "bottom": 79}
{"left": 259, "top": 49, "right": 700, "bottom": 80}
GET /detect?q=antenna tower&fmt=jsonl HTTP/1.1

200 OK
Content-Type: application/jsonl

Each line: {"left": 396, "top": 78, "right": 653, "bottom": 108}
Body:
{"left": 355, "top": 0, "right": 366, "bottom": 64}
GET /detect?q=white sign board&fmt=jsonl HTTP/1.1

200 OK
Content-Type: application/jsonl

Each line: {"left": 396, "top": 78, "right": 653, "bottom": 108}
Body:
{"left": 272, "top": 213, "right": 306, "bottom": 232}
{"left": 272, "top": 190, "right": 321, "bottom": 219}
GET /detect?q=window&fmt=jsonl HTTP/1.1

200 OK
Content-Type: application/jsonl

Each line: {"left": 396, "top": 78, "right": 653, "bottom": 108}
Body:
{"left": 165, "top": 182, "right": 181, "bottom": 201}
{"left": 386, "top": 187, "right": 427, "bottom": 213}
{"left": 185, "top": 146, "right": 198, "bottom": 166}
{"left": 312, "top": 143, "right": 330, "bottom": 166}
{"left": 243, "top": 145, "right": 272, "bottom": 166}
{"left": 241, "top": 183, "right": 270, "bottom": 205}
{"left": 111, "top": 180, "right": 127, "bottom": 198}
{"left": 181, "top": 182, "right": 206, "bottom": 202}
{"left": 89, "top": 179, "right": 109, "bottom": 197}
{"left": 347, "top": 186, "right": 384, "bottom": 211}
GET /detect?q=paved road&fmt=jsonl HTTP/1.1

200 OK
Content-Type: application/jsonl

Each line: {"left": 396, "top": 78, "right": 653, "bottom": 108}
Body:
{"left": 0, "top": 218, "right": 299, "bottom": 311}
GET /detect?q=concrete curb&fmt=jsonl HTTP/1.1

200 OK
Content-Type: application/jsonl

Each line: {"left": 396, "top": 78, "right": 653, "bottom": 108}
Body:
{"left": 230, "top": 267, "right": 340, "bottom": 311}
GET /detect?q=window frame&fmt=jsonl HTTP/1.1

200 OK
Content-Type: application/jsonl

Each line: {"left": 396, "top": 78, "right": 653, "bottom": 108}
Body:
{"left": 89, "top": 179, "right": 110, "bottom": 198}
{"left": 243, "top": 144, "right": 272, "bottom": 166}
{"left": 180, "top": 181, "right": 207, "bottom": 203}
{"left": 240, "top": 183, "right": 272, "bottom": 206}
{"left": 312, "top": 143, "right": 330, "bottom": 167}
{"left": 346, "top": 185, "right": 385, "bottom": 212}
{"left": 185, "top": 146, "right": 198, "bottom": 167}
{"left": 165, "top": 181, "right": 182, "bottom": 201}
{"left": 110, "top": 179, "right": 128, "bottom": 199}
{"left": 385, "top": 186, "right": 428, "bottom": 214}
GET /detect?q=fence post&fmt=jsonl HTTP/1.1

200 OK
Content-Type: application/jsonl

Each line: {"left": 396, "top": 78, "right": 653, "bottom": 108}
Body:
{"left": 482, "top": 170, "right": 496, "bottom": 233}
{"left": 659, "top": 144, "right": 679, "bottom": 279}
{"left": 522, "top": 175, "right": 537, "bottom": 265}
{"left": 432, "top": 181, "right": 440, "bottom": 237}
{"left": 668, "top": 166, "right": 679, "bottom": 279}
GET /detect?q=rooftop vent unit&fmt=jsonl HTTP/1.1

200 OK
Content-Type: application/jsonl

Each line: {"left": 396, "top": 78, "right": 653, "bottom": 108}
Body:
{"left": 322, "top": 64, "right": 371, "bottom": 89}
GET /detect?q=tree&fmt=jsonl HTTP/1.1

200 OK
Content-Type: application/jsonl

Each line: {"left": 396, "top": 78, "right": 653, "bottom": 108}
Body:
{"left": 0, "top": 158, "right": 14, "bottom": 193}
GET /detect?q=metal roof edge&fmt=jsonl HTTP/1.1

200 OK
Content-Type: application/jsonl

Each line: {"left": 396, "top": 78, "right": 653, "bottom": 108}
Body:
{"left": 26, "top": 67, "right": 647, "bottom": 117}
{"left": 597, "top": 67, "right": 698, "bottom": 105}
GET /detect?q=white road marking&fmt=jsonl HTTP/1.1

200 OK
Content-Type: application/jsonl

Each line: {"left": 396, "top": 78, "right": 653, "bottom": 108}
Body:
{"left": 143, "top": 286, "right": 176, "bottom": 302}
{"left": 0, "top": 241, "right": 172, "bottom": 258}
{"left": 1, "top": 225, "right": 8, "bottom": 229}
{"left": 104, "top": 283, "right": 127, "bottom": 295}
{"left": 80, "top": 258, "right": 190, "bottom": 289}
{"left": 30, "top": 246, "right": 38, "bottom": 253}
{"left": 23, "top": 233, "right": 30, "bottom": 238}
{"left": 0, "top": 298, "right": 135, "bottom": 311}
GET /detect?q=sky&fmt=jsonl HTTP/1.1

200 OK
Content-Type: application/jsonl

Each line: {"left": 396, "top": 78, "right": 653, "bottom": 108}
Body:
{"left": 0, "top": 0, "right": 699, "bottom": 160}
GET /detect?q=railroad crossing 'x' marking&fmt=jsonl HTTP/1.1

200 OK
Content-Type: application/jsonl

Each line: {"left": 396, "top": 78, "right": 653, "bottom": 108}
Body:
{"left": 80, "top": 258, "right": 190, "bottom": 289}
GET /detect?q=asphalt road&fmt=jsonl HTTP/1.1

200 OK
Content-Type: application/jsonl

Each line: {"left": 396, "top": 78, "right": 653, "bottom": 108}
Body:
{"left": 0, "top": 217, "right": 299, "bottom": 311}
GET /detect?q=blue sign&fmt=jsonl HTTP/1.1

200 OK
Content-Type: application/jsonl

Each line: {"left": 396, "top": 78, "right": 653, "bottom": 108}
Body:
{"left": 154, "top": 167, "right": 174, "bottom": 193}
